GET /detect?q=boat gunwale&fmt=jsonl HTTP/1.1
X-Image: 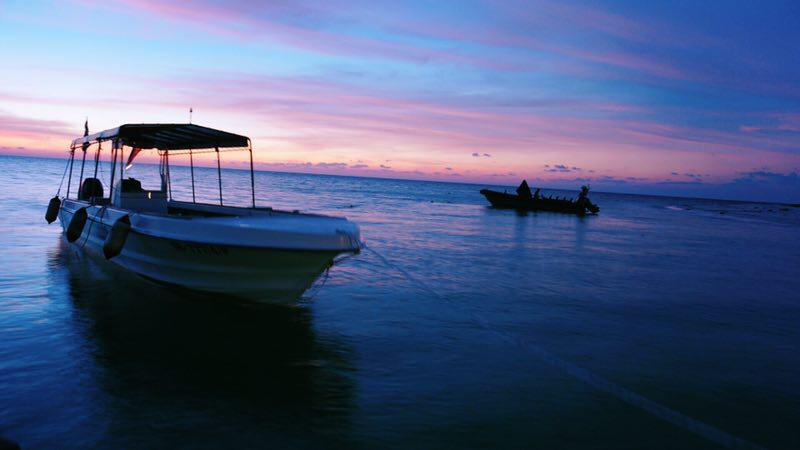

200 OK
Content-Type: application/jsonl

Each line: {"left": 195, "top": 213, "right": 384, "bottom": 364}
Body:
{"left": 59, "top": 199, "right": 362, "bottom": 253}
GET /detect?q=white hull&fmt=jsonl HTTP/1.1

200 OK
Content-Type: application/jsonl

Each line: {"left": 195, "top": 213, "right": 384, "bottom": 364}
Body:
{"left": 58, "top": 200, "right": 359, "bottom": 304}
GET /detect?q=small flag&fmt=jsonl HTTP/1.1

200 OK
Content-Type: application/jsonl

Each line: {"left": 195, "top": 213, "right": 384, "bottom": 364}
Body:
{"left": 125, "top": 148, "right": 142, "bottom": 170}
{"left": 81, "top": 119, "right": 89, "bottom": 151}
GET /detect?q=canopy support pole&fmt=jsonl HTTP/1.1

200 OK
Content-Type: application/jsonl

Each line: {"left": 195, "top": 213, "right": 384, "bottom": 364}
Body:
{"left": 189, "top": 149, "right": 196, "bottom": 203}
{"left": 215, "top": 146, "right": 223, "bottom": 206}
{"left": 109, "top": 139, "right": 118, "bottom": 200}
{"left": 78, "top": 144, "right": 88, "bottom": 196}
{"left": 66, "top": 147, "right": 76, "bottom": 199}
{"left": 165, "top": 151, "right": 172, "bottom": 200}
{"left": 248, "top": 142, "right": 255, "bottom": 208}
{"left": 92, "top": 141, "right": 101, "bottom": 180}
{"left": 159, "top": 154, "right": 166, "bottom": 192}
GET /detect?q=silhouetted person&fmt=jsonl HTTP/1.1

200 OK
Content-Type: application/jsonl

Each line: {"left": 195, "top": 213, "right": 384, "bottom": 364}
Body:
{"left": 516, "top": 180, "right": 532, "bottom": 200}
{"left": 578, "top": 185, "right": 589, "bottom": 201}
{"left": 533, "top": 188, "right": 540, "bottom": 200}
{"left": 576, "top": 185, "right": 599, "bottom": 213}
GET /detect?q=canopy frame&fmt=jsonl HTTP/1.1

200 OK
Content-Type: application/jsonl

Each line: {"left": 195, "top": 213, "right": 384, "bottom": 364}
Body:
{"left": 66, "top": 123, "right": 256, "bottom": 208}
{"left": 71, "top": 123, "right": 249, "bottom": 150}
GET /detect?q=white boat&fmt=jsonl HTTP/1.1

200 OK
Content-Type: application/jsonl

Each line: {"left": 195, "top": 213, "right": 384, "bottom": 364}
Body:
{"left": 46, "top": 123, "right": 362, "bottom": 303}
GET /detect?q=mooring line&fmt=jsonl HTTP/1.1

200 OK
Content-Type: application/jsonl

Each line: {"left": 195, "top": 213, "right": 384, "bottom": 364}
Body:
{"left": 304, "top": 251, "right": 359, "bottom": 302}
{"left": 78, "top": 206, "right": 107, "bottom": 250}
{"left": 55, "top": 156, "right": 71, "bottom": 196}
{"left": 363, "top": 245, "right": 764, "bottom": 450}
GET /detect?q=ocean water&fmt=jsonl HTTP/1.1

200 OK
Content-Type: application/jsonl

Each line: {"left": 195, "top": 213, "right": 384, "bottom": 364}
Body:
{"left": 0, "top": 153, "right": 799, "bottom": 449}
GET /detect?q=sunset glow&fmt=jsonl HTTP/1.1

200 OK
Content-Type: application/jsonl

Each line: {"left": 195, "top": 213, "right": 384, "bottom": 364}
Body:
{"left": 2, "top": 0, "right": 799, "bottom": 201}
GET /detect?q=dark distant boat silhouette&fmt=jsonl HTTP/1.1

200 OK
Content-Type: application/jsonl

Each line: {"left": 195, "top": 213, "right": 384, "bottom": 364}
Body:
{"left": 480, "top": 180, "right": 600, "bottom": 216}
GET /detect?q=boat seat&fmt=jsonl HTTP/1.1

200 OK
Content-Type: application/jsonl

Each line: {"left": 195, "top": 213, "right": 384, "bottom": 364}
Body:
{"left": 112, "top": 178, "right": 168, "bottom": 214}
{"left": 79, "top": 178, "right": 104, "bottom": 200}
{"left": 120, "top": 177, "right": 144, "bottom": 193}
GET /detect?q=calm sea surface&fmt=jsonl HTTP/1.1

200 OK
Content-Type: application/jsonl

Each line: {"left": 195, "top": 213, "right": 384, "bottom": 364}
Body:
{"left": 1, "top": 154, "right": 799, "bottom": 449}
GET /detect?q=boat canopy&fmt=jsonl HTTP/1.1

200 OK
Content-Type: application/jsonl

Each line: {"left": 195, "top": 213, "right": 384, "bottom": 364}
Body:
{"left": 71, "top": 123, "right": 250, "bottom": 150}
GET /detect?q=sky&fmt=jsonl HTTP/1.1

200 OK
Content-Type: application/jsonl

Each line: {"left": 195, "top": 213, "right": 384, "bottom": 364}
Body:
{"left": 1, "top": 0, "right": 799, "bottom": 202}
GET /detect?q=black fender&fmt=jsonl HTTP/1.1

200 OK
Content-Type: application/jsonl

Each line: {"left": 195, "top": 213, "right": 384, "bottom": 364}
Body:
{"left": 45, "top": 196, "right": 61, "bottom": 224}
{"left": 103, "top": 215, "right": 131, "bottom": 259}
{"left": 66, "top": 207, "right": 88, "bottom": 242}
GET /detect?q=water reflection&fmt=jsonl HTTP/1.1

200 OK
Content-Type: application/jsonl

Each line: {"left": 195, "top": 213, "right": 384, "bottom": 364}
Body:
{"left": 574, "top": 217, "right": 587, "bottom": 251}
{"left": 50, "top": 240, "right": 356, "bottom": 448}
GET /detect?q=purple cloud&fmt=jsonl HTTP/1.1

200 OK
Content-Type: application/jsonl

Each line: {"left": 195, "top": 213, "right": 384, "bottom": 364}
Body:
{"left": 545, "top": 164, "right": 582, "bottom": 173}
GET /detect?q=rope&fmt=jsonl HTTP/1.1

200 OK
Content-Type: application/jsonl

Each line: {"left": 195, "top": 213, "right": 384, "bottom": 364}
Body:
{"left": 78, "top": 206, "right": 107, "bottom": 250}
{"left": 303, "top": 251, "right": 359, "bottom": 301}
{"left": 55, "top": 156, "right": 71, "bottom": 196}
{"left": 363, "top": 245, "right": 764, "bottom": 450}
{"left": 303, "top": 267, "right": 330, "bottom": 302}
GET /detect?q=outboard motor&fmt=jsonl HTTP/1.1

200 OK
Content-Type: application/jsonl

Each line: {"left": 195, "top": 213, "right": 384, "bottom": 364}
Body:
{"left": 66, "top": 207, "right": 88, "bottom": 242}
{"left": 103, "top": 215, "right": 131, "bottom": 259}
{"left": 45, "top": 196, "right": 61, "bottom": 223}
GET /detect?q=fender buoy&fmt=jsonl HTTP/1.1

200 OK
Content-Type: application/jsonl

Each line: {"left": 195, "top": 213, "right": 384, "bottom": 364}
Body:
{"left": 66, "top": 207, "right": 88, "bottom": 242}
{"left": 103, "top": 215, "right": 131, "bottom": 260}
{"left": 45, "top": 196, "right": 61, "bottom": 223}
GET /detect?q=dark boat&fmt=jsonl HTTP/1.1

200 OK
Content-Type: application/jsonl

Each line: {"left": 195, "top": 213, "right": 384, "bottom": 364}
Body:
{"left": 480, "top": 181, "right": 600, "bottom": 216}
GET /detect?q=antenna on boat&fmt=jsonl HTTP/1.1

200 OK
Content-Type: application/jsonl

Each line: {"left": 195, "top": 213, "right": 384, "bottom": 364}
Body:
{"left": 189, "top": 107, "right": 193, "bottom": 124}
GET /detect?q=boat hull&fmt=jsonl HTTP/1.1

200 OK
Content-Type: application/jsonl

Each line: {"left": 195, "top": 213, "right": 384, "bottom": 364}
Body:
{"left": 58, "top": 203, "right": 349, "bottom": 304}
{"left": 479, "top": 189, "right": 599, "bottom": 215}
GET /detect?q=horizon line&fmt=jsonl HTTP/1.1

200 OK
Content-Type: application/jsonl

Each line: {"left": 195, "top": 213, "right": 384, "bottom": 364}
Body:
{"left": 0, "top": 152, "right": 792, "bottom": 206}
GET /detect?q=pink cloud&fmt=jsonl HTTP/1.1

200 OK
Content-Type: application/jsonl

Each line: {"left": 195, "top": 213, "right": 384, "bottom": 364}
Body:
{"left": 100, "top": 0, "right": 535, "bottom": 72}
{"left": 73, "top": 0, "right": 799, "bottom": 101}
{"left": 4, "top": 67, "right": 799, "bottom": 185}
{"left": 170, "top": 76, "right": 800, "bottom": 181}
{"left": 0, "top": 112, "right": 73, "bottom": 138}
{"left": 0, "top": 112, "right": 75, "bottom": 157}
